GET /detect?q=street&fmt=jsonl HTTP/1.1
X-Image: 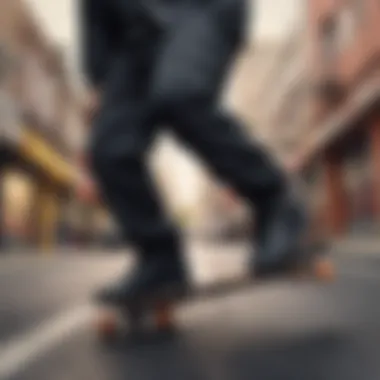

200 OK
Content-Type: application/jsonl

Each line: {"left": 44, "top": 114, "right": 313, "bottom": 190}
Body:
{"left": 1, "top": 242, "right": 380, "bottom": 380}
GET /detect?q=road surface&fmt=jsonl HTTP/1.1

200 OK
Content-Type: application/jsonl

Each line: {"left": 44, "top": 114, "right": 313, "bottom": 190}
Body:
{"left": 1, "top": 242, "right": 380, "bottom": 380}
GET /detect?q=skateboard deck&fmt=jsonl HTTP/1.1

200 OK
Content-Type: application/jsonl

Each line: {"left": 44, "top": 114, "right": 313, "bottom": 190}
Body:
{"left": 94, "top": 253, "right": 335, "bottom": 341}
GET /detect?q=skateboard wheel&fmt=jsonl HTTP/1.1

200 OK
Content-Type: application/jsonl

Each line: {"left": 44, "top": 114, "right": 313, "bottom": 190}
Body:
{"left": 154, "top": 304, "right": 174, "bottom": 331}
{"left": 96, "top": 312, "right": 118, "bottom": 340}
{"left": 313, "top": 257, "right": 335, "bottom": 282}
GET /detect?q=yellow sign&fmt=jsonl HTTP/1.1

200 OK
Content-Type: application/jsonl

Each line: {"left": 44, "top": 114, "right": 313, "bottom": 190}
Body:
{"left": 19, "top": 128, "right": 77, "bottom": 187}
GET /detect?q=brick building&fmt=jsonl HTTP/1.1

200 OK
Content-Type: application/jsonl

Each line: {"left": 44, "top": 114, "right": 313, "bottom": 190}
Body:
{"left": 292, "top": 0, "right": 380, "bottom": 237}
{"left": 252, "top": 30, "right": 310, "bottom": 165}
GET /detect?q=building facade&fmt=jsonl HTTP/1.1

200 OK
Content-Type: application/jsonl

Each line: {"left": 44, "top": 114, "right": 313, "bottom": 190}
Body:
{"left": 292, "top": 0, "right": 380, "bottom": 237}
{"left": 252, "top": 29, "right": 311, "bottom": 165}
{"left": 0, "top": 0, "right": 89, "bottom": 251}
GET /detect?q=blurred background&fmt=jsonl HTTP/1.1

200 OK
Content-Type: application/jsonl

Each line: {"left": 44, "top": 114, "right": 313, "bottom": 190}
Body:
{"left": 2, "top": 1, "right": 380, "bottom": 380}
{"left": 1, "top": 0, "right": 379, "bottom": 254}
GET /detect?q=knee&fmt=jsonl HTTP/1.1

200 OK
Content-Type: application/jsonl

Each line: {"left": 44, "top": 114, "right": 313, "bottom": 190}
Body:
{"left": 88, "top": 129, "right": 141, "bottom": 182}
{"left": 88, "top": 133, "right": 111, "bottom": 181}
{"left": 152, "top": 89, "right": 210, "bottom": 122}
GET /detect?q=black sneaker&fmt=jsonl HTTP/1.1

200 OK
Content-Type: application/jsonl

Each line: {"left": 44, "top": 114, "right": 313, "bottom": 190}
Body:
{"left": 95, "top": 254, "right": 189, "bottom": 305}
{"left": 252, "top": 184, "right": 309, "bottom": 278}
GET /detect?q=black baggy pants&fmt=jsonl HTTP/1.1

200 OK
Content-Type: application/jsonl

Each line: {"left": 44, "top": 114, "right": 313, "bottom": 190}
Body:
{"left": 89, "top": 0, "right": 286, "bottom": 257}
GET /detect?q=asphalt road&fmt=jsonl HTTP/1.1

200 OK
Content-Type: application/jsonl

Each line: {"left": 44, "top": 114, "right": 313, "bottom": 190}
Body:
{"left": 1, "top": 243, "right": 380, "bottom": 380}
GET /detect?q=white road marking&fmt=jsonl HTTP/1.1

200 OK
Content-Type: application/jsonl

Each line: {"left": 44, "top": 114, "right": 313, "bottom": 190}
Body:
{"left": 0, "top": 304, "right": 95, "bottom": 380}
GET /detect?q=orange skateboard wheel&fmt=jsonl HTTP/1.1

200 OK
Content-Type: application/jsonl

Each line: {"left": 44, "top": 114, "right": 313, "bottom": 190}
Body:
{"left": 96, "top": 311, "right": 118, "bottom": 339}
{"left": 313, "top": 257, "right": 335, "bottom": 282}
{"left": 154, "top": 303, "right": 174, "bottom": 331}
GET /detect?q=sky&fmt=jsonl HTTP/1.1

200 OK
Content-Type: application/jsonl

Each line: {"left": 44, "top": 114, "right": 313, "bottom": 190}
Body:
{"left": 25, "top": 0, "right": 303, "bottom": 45}
{"left": 23, "top": 0, "right": 303, "bottom": 77}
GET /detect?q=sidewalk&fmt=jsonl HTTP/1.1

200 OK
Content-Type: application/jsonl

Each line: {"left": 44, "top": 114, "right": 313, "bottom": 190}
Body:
{"left": 1, "top": 236, "right": 379, "bottom": 271}
{"left": 331, "top": 235, "right": 380, "bottom": 259}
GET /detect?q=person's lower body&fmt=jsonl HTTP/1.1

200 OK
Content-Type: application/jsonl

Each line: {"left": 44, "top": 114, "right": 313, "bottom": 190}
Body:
{"left": 157, "top": 103, "right": 309, "bottom": 278}
{"left": 88, "top": 45, "right": 189, "bottom": 304}
{"left": 89, "top": 1, "right": 308, "bottom": 304}
{"left": 150, "top": 2, "right": 309, "bottom": 276}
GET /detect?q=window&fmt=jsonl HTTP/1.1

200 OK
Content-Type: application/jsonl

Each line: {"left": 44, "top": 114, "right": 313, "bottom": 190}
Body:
{"left": 349, "top": 0, "right": 365, "bottom": 23}
{"left": 320, "top": 16, "right": 338, "bottom": 64}
{"left": 0, "top": 43, "right": 12, "bottom": 84}
{"left": 320, "top": 5, "right": 357, "bottom": 65}
{"left": 337, "top": 5, "right": 356, "bottom": 51}
{"left": 23, "top": 53, "right": 59, "bottom": 129}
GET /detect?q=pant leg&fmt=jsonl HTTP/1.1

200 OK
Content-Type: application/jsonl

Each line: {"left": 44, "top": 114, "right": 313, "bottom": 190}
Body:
{"left": 170, "top": 104, "right": 286, "bottom": 205}
{"left": 88, "top": 49, "right": 180, "bottom": 257}
{"left": 151, "top": 0, "right": 286, "bottom": 205}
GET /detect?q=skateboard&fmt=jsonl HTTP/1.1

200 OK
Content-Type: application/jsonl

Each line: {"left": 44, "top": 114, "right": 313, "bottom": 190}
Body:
{"left": 94, "top": 252, "right": 335, "bottom": 341}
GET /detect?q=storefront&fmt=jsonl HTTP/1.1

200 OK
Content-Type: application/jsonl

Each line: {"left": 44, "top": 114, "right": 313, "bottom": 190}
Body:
{"left": 0, "top": 126, "right": 78, "bottom": 252}
{"left": 0, "top": 0, "right": 87, "bottom": 252}
{"left": 2, "top": 169, "right": 36, "bottom": 249}
{"left": 0, "top": 88, "right": 24, "bottom": 251}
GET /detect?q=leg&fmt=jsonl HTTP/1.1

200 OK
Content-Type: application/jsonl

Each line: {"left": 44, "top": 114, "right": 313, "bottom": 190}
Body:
{"left": 151, "top": 1, "right": 308, "bottom": 275}
{"left": 167, "top": 104, "right": 308, "bottom": 275}
{"left": 150, "top": 0, "right": 281, "bottom": 200}
{"left": 90, "top": 103, "right": 179, "bottom": 256}
{"left": 89, "top": 50, "right": 187, "bottom": 304}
